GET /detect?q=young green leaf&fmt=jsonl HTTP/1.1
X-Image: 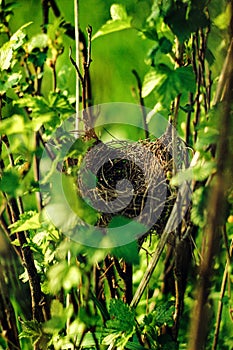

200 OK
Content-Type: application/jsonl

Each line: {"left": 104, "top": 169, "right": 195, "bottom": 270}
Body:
{"left": 142, "top": 68, "right": 166, "bottom": 98}
{"left": 92, "top": 4, "right": 132, "bottom": 40}
{"left": 9, "top": 212, "right": 41, "bottom": 233}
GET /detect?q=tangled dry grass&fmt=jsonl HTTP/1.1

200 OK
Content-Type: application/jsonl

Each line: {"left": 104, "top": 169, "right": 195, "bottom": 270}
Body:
{"left": 78, "top": 129, "right": 188, "bottom": 244}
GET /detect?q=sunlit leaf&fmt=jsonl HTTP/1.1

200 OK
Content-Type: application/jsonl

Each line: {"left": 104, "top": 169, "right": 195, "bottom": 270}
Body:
{"left": 142, "top": 68, "right": 166, "bottom": 98}
{"left": 0, "top": 43, "right": 13, "bottom": 70}
{"left": 143, "top": 64, "right": 196, "bottom": 102}
{"left": 9, "top": 212, "right": 41, "bottom": 233}
{"left": 214, "top": 3, "right": 231, "bottom": 30}
{"left": 0, "top": 115, "right": 25, "bottom": 134}
{"left": 92, "top": 4, "right": 132, "bottom": 40}
{"left": 0, "top": 72, "right": 22, "bottom": 95}
{"left": 0, "top": 22, "right": 32, "bottom": 70}
{"left": 27, "top": 33, "right": 48, "bottom": 52}
{"left": 110, "top": 4, "right": 128, "bottom": 21}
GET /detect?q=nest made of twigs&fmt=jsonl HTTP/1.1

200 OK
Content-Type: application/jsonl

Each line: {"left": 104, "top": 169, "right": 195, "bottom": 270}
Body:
{"left": 78, "top": 131, "right": 186, "bottom": 243}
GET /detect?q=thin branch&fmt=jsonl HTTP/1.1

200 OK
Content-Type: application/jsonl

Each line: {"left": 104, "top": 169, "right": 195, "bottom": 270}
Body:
{"left": 48, "top": 0, "right": 60, "bottom": 17}
{"left": 69, "top": 46, "right": 84, "bottom": 85}
{"left": 74, "top": 0, "right": 80, "bottom": 137}
{"left": 132, "top": 69, "right": 149, "bottom": 139}
{"left": 185, "top": 93, "right": 193, "bottom": 145}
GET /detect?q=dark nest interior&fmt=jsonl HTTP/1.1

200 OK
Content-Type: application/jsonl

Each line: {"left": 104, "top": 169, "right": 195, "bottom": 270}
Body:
{"left": 78, "top": 130, "right": 188, "bottom": 245}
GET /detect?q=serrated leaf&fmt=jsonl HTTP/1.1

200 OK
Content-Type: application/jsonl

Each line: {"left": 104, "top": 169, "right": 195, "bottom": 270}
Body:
{"left": 151, "top": 65, "right": 196, "bottom": 103}
{"left": 153, "top": 301, "right": 174, "bottom": 327}
{"left": 108, "top": 299, "right": 135, "bottom": 332}
{"left": 103, "top": 299, "right": 135, "bottom": 349}
{"left": 92, "top": 4, "right": 132, "bottom": 40}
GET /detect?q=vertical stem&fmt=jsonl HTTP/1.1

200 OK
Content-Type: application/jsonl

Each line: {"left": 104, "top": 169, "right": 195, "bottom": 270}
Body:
{"left": 74, "top": 0, "right": 80, "bottom": 137}
{"left": 188, "top": 32, "right": 233, "bottom": 350}
{"left": 212, "top": 240, "right": 233, "bottom": 350}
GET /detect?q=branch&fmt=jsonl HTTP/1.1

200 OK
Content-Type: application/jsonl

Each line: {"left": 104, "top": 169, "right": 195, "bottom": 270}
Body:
{"left": 188, "top": 33, "right": 233, "bottom": 350}
{"left": 132, "top": 69, "right": 149, "bottom": 139}
{"left": 69, "top": 46, "right": 84, "bottom": 85}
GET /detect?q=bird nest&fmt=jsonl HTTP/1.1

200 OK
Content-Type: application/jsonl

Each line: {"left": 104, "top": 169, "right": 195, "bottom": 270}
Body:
{"left": 78, "top": 131, "right": 187, "bottom": 243}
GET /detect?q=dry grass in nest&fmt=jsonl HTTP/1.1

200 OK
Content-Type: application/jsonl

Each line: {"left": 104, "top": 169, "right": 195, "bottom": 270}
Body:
{"left": 78, "top": 131, "right": 187, "bottom": 243}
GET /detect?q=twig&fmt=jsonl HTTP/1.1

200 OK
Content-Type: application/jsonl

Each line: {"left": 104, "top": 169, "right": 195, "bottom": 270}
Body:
{"left": 69, "top": 47, "right": 84, "bottom": 85}
{"left": 74, "top": 0, "right": 80, "bottom": 136}
{"left": 48, "top": 0, "right": 60, "bottom": 17}
{"left": 41, "top": 0, "right": 49, "bottom": 33}
{"left": 185, "top": 92, "right": 193, "bottom": 146}
{"left": 132, "top": 69, "right": 149, "bottom": 139}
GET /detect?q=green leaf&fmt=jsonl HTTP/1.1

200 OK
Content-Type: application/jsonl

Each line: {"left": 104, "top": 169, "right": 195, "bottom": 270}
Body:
{"left": 144, "top": 65, "right": 195, "bottom": 103}
{"left": 62, "top": 174, "right": 99, "bottom": 225}
{"left": 191, "top": 187, "right": 208, "bottom": 228}
{"left": 92, "top": 4, "right": 132, "bottom": 40}
{"left": 159, "top": 37, "right": 173, "bottom": 54}
{"left": 0, "top": 169, "right": 21, "bottom": 196}
{"left": 142, "top": 27, "right": 158, "bottom": 41}
{"left": 0, "top": 22, "right": 32, "bottom": 70}
{"left": 10, "top": 22, "right": 32, "bottom": 50}
{"left": 43, "top": 300, "right": 73, "bottom": 335}
{"left": 9, "top": 212, "right": 41, "bottom": 233}
{"left": 142, "top": 68, "right": 166, "bottom": 98}
{"left": 126, "top": 342, "right": 147, "bottom": 350}
{"left": 108, "top": 299, "right": 135, "bottom": 332}
{"left": 0, "top": 72, "right": 22, "bottom": 95}
{"left": 214, "top": 3, "right": 231, "bottom": 30}
{"left": 196, "top": 126, "right": 219, "bottom": 149}
{"left": 0, "top": 42, "right": 13, "bottom": 70}
{"left": 103, "top": 299, "right": 135, "bottom": 349}
{"left": 0, "top": 115, "right": 25, "bottom": 134}
{"left": 153, "top": 301, "right": 175, "bottom": 327}
{"left": 48, "top": 261, "right": 81, "bottom": 293}
{"left": 112, "top": 239, "right": 139, "bottom": 264}
{"left": 27, "top": 33, "right": 48, "bottom": 52}
{"left": 110, "top": 4, "right": 128, "bottom": 21}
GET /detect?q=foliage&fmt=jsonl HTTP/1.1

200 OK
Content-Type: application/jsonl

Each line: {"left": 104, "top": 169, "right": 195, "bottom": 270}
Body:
{"left": 0, "top": 1, "right": 232, "bottom": 350}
